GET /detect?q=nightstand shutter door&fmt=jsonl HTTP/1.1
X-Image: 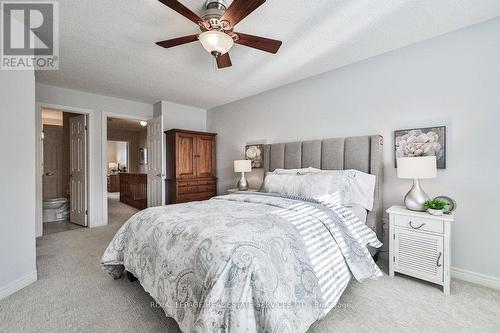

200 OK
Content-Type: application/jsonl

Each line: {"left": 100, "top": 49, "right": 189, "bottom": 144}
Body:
{"left": 394, "top": 229, "right": 444, "bottom": 284}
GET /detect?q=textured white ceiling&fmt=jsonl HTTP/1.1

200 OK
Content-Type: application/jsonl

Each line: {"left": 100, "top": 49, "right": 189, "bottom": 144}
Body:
{"left": 36, "top": 0, "right": 500, "bottom": 109}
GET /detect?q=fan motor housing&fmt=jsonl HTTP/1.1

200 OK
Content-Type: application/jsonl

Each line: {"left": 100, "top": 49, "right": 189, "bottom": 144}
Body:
{"left": 202, "top": 0, "right": 227, "bottom": 22}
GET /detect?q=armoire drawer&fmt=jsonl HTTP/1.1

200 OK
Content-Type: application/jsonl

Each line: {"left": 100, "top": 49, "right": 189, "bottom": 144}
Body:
{"left": 178, "top": 185, "right": 199, "bottom": 194}
{"left": 177, "top": 179, "right": 216, "bottom": 187}
{"left": 198, "top": 184, "right": 216, "bottom": 192}
{"left": 177, "top": 191, "right": 216, "bottom": 203}
{"left": 198, "top": 179, "right": 216, "bottom": 185}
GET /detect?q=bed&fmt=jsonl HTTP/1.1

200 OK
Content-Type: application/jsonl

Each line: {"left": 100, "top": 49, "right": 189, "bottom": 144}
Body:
{"left": 101, "top": 135, "right": 384, "bottom": 333}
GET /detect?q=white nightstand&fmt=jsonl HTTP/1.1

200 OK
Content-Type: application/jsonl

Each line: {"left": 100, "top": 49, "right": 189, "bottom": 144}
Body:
{"left": 227, "top": 188, "right": 259, "bottom": 194}
{"left": 387, "top": 206, "right": 454, "bottom": 295}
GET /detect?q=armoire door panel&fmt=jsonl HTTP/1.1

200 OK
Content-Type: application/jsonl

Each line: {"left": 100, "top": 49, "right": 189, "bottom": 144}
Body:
{"left": 195, "top": 135, "right": 215, "bottom": 178}
{"left": 176, "top": 133, "right": 196, "bottom": 178}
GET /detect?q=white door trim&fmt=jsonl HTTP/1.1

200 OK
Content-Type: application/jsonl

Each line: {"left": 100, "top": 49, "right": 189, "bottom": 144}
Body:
{"left": 35, "top": 102, "right": 93, "bottom": 237}
{"left": 101, "top": 112, "right": 150, "bottom": 225}
{"left": 146, "top": 115, "right": 164, "bottom": 207}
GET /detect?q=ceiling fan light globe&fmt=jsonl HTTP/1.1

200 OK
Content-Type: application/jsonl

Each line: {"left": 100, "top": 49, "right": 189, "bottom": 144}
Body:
{"left": 198, "top": 31, "right": 234, "bottom": 55}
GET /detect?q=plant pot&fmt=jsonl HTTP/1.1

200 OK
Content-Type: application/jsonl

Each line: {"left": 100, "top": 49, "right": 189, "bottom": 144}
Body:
{"left": 427, "top": 208, "right": 443, "bottom": 216}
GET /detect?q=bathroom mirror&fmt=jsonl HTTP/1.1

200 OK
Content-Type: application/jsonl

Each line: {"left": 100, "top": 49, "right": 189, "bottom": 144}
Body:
{"left": 139, "top": 147, "right": 148, "bottom": 165}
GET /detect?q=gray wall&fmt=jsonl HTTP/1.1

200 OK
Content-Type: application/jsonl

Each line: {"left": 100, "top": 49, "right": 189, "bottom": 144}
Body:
{"left": 0, "top": 69, "right": 37, "bottom": 297}
{"left": 208, "top": 18, "right": 500, "bottom": 278}
{"left": 155, "top": 100, "right": 207, "bottom": 202}
{"left": 162, "top": 100, "right": 207, "bottom": 131}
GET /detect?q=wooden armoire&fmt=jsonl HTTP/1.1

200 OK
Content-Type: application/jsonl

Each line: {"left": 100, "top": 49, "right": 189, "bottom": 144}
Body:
{"left": 165, "top": 129, "right": 217, "bottom": 204}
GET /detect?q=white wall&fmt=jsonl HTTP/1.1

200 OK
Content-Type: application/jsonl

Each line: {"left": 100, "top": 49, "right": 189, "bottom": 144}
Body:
{"left": 107, "top": 141, "right": 128, "bottom": 167}
{"left": 161, "top": 100, "right": 207, "bottom": 131}
{"left": 36, "top": 83, "right": 154, "bottom": 228}
{"left": 0, "top": 70, "right": 37, "bottom": 298}
{"left": 154, "top": 100, "right": 207, "bottom": 202}
{"left": 208, "top": 18, "right": 500, "bottom": 279}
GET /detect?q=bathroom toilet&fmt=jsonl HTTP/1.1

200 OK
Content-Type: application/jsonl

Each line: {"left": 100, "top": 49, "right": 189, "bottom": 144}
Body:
{"left": 43, "top": 197, "right": 70, "bottom": 222}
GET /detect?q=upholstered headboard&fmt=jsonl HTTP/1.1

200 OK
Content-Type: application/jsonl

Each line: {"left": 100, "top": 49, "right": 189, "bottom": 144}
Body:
{"left": 262, "top": 135, "right": 384, "bottom": 252}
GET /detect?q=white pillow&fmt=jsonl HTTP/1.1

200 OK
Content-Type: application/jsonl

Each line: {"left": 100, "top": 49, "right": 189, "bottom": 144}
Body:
{"left": 261, "top": 173, "right": 351, "bottom": 205}
{"left": 349, "top": 204, "right": 368, "bottom": 223}
{"left": 306, "top": 169, "right": 376, "bottom": 211}
{"left": 272, "top": 167, "right": 317, "bottom": 175}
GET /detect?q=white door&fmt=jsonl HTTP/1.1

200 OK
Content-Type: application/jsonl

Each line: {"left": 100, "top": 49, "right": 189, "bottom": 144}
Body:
{"left": 42, "top": 125, "right": 63, "bottom": 199}
{"left": 69, "top": 115, "right": 88, "bottom": 226}
{"left": 147, "top": 116, "right": 163, "bottom": 207}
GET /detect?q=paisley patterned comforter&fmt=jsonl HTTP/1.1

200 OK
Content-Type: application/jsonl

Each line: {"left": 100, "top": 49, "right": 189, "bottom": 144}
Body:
{"left": 101, "top": 193, "right": 382, "bottom": 333}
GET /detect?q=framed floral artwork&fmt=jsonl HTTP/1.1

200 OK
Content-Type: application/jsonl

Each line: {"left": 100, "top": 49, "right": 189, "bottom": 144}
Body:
{"left": 394, "top": 126, "right": 446, "bottom": 169}
{"left": 245, "top": 144, "right": 263, "bottom": 168}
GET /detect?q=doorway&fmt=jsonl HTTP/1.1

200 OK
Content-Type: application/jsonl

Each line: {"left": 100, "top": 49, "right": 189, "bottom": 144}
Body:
{"left": 106, "top": 117, "right": 148, "bottom": 225}
{"left": 40, "top": 108, "right": 89, "bottom": 235}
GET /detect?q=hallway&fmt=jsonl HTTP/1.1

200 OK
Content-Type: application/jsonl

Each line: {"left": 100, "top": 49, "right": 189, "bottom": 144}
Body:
{"left": 107, "top": 192, "right": 139, "bottom": 225}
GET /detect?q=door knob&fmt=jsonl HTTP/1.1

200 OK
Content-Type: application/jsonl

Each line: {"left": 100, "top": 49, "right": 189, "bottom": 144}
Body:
{"left": 45, "top": 172, "right": 54, "bottom": 176}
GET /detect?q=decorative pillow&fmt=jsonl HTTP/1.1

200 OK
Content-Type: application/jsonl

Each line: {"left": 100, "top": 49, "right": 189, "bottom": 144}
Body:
{"left": 261, "top": 173, "right": 351, "bottom": 205}
{"left": 272, "top": 167, "right": 317, "bottom": 175}
{"left": 306, "top": 169, "right": 376, "bottom": 211}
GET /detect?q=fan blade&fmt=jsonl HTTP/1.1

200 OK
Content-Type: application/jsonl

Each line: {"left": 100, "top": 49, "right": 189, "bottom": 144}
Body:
{"left": 220, "top": 0, "right": 266, "bottom": 28}
{"left": 216, "top": 53, "right": 232, "bottom": 69}
{"left": 156, "top": 34, "right": 198, "bottom": 48}
{"left": 234, "top": 32, "right": 282, "bottom": 54}
{"left": 158, "top": 0, "right": 203, "bottom": 25}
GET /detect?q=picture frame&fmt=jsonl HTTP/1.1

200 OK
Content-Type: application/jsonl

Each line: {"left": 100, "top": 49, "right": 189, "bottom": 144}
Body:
{"left": 245, "top": 144, "right": 263, "bottom": 168}
{"left": 394, "top": 126, "right": 446, "bottom": 169}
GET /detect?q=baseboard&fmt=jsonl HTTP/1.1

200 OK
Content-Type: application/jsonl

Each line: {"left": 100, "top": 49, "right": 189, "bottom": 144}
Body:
{"left": 452, "top": 267, "right": 500, "bottom": 290}
{"left": 0, "top": 271, "right": 38, "bottom": 300}
{"left": 90, "top": 219, "right": 105, "bottom": 228}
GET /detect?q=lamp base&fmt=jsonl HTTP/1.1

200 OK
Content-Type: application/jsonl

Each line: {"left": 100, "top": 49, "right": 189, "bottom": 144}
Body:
{"left": 237, "top": 173, "right": 248, "bottom": 191}
{"left": 404, "top": 179, "right": 430, "bottom": 212}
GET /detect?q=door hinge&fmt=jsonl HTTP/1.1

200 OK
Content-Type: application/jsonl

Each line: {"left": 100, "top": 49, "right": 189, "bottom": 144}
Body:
{"left": 85, "top": 125, "right": 88, "bottom": 130}
{"left": 393, "top": 256, "right": 395, "bottom": 263}
{"left": 393, "top": 234, "right": 395, "bottom": 240}
{"left": 85, "top": 210, "right": 88, "bottom": 215}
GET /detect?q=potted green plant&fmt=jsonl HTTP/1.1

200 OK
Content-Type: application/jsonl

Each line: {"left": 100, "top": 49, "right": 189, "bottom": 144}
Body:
{"left": 424, "top": 199, "right": 447, "bottom": 216}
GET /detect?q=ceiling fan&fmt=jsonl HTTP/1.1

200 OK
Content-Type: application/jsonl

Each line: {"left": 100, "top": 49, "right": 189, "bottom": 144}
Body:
{"left": 155, "top": 0, "right": 282, "bottom": 69}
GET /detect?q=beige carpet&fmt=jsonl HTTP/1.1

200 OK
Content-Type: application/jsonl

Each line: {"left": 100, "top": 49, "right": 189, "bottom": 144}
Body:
{"left": 1, "top": 196, "right": 499, "bottom": 333}
{"left": 43, "top": 220, "right": 84, "bottom": 235}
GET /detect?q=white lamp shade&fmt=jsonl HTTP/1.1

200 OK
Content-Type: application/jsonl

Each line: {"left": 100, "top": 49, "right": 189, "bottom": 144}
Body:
{"left": 198, "top": 31, "right": 234, "bottom": 55}
{"left": 397, "top": 156, "right": 437, "bottom": 179}
{"left": 234, "top": 160, "right": 251, "bottom": 173}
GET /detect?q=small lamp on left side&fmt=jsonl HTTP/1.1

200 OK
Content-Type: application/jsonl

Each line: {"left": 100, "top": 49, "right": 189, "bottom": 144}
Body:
{"left": 234, "top": 160, "right": 252, "bottom": 191}
{"left": 108, "top": 162, "right": 118, "bottom": 171}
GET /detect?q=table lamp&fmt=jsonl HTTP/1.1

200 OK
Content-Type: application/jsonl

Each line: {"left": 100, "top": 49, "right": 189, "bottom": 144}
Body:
{"left": 397, "top": 156, "right": 437, "bottom": 211}
{"left": 234, "top": 160, "right": 252, "bottom": 191}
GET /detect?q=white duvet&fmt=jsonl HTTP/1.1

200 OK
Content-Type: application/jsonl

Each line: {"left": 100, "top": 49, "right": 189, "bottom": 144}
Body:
{"left": 101, "top": 192, "right": 382, "bottom": 333}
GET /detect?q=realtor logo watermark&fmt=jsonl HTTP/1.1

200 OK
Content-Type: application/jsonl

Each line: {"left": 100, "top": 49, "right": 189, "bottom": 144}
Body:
{"left": 1, "top": 1, "right": 59, "bottom": 70}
